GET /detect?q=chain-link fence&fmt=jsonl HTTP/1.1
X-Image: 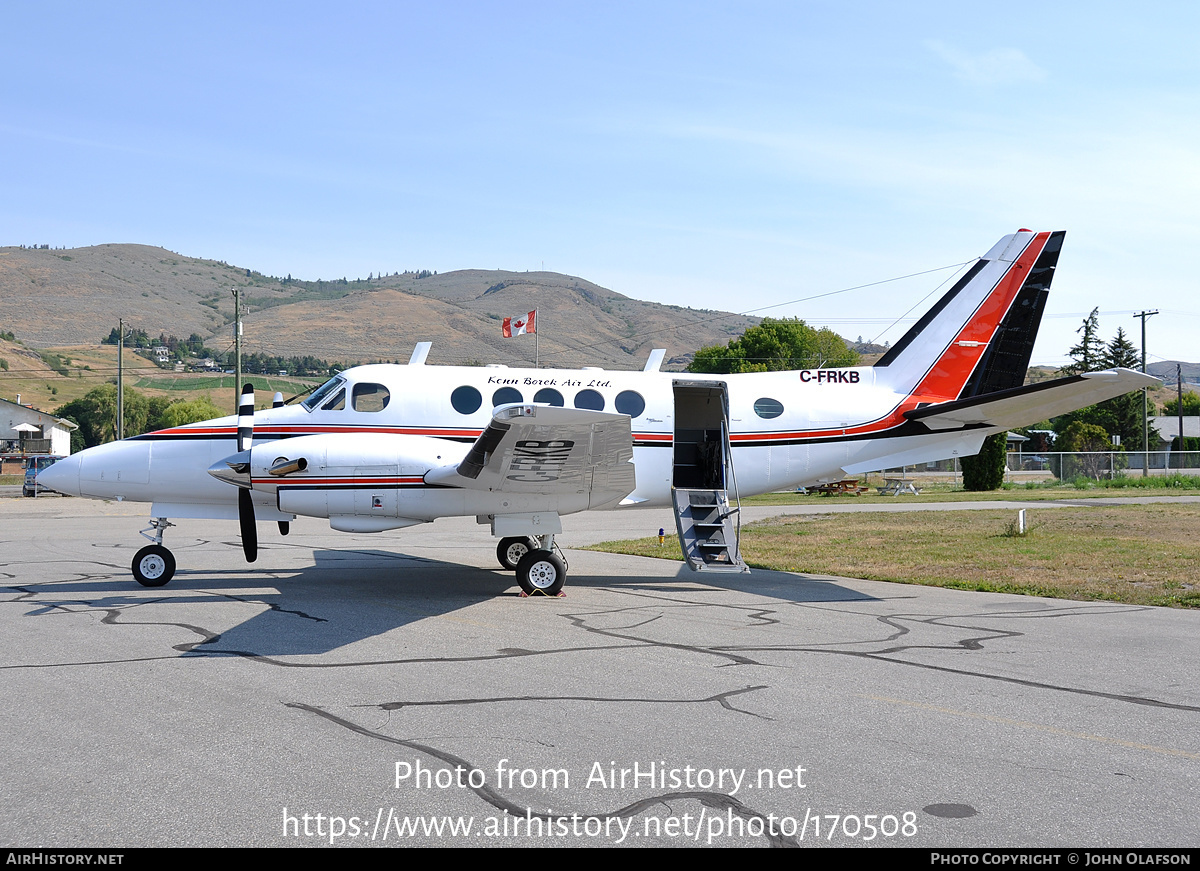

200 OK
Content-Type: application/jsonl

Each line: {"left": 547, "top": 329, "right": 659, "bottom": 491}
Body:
{"left": 905, "top": 452, "right": 1200, "bottom": 479}
{"left": 1006, "top": 451, "right": 1200, "bottom": 479}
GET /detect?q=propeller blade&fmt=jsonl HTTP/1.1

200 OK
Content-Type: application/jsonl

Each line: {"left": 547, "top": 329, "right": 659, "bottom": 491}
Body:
{"left": 235, "top": 384, "right": 258, "bottom": 561}
{"left": 237, "top": 384, "right": 255, "bottom": 453}
{"left": 239, "top": 487, "right": 258, "bottom": 562}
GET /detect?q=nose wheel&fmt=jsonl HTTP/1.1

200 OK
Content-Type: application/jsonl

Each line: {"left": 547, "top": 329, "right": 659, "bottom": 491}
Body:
{"left": 132, "top": 517, "right": 177, "bottom": 587}
{"left": 132, "top": 544, "right": 176, "bottom": 587}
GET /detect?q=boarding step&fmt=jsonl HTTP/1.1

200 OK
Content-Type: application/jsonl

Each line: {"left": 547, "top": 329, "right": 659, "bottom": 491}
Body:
{"left": 672, "top": 488, "right": 749, "bottom": 573}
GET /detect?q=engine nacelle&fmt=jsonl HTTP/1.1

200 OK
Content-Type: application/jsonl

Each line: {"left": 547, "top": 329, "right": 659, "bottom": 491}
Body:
{"left": 254, "top": 433, "right": 470, "bottom": 521}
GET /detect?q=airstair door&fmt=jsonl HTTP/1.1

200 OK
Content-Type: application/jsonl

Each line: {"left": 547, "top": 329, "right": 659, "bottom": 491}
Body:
{"left": 670, "top": 381, "right": 747, "bottom": 573}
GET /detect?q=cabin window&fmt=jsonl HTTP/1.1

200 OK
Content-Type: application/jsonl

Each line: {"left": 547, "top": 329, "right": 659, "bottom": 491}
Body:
{"left": 352, "top": 383, "right": 390, "bottom": 412}
{"left": 574, "top": 389, "right": 605, "bottom": 411}
{"left": 615, "top": 390, "right": 645, "bottom": 417}
{"left": 451, "top": 386, "right": 483, "bottom": 415}
{"left": 534, "top": 388, "right": 564, "bottom": 406}
{"left": 753, "top": 397, "right": 784, "bottom": 419}
{"left": 492, "top": 387, "right": 523, "bottom": 406}
{"left": 302, "top": 375, "right": 345, "bottom": 411}
{"left": 321, "top": 388, "right": 346, "bottom": 411}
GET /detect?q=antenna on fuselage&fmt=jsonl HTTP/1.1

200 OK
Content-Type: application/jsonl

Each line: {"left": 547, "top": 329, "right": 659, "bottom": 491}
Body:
{"left": 409, "top": 342, "right": 432, "bottom": 366}
{"left": 643, "top": 349, "right": 666, "bottom": 372}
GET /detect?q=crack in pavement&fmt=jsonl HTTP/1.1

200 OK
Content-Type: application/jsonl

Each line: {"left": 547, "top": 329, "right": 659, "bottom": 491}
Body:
{"left": 364, "top": 684, "right": 772, "bottom": 720}
{"left": 7, "top": 575, "right": 1193, "bottom": 713}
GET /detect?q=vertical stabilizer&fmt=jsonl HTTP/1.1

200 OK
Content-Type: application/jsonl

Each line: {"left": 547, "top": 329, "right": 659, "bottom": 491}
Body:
{"left": 874, "top": 230, "right": 1063, "bottom": 400}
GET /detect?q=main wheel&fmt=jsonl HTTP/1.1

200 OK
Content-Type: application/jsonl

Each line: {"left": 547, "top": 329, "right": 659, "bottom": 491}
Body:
{"left": 515, "top": 549, "right": 566, "bottom": 596}
{"left": 497, "top": 536, "right": 538, "bottom": 571}
{"left": 132, "top": 544, "right": 176, "bottom": 587}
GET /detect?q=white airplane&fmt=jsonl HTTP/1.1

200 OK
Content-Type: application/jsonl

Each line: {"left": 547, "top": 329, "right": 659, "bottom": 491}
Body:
{"left": 39, "top": 230, "right": 1156, "bottom": 595}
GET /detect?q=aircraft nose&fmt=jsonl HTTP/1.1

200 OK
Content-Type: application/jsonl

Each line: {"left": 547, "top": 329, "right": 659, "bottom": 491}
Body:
{"left": 35, "top": 454, "right": 82, "bottom": 497}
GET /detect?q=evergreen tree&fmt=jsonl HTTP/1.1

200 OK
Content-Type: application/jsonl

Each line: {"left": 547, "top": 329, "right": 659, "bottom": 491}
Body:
{"left": 1095, "top": 328, "right": 1151, "bottom": 447}
{"left": 961, "top": 432, "right": 1007, "bottom": 491}
{"left": 1053, "top": 316, "right": 1156, "bottom": 449}
{"left": 1103, "top": 328, "right": 1140, "bottom": 370}
{"left": 1061, "top": 308, "right": 1103, "bottom": 375}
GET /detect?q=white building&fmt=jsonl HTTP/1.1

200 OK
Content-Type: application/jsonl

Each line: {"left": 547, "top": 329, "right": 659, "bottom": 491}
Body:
{"left": 1150, "top": 416, "right": 1200, "bottom": 450}
{"left": 2, "top": 396, "right": 77, "bottom": 456}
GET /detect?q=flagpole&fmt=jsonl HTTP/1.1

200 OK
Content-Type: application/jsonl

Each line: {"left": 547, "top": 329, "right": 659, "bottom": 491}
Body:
{"left": 535, "top": 309, "right": 539, "bottom": 369}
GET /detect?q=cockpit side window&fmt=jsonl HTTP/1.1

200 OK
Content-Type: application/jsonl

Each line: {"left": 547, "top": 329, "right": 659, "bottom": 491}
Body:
{"left": 302, "top": 376, "right": 346, "bottom": 411}
{"left": 352, "top": 383, "right": 390, "bottom": 412}
{"left": 321, "top": 388, "right": 346, "bottom": 411}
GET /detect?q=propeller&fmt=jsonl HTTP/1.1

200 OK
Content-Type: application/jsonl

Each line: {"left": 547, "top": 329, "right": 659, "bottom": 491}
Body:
{"left": 236, "top": 384, "right": 258, "bottom": 563}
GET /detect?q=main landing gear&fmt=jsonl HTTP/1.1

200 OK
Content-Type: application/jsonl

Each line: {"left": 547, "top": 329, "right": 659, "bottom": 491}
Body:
{"left": 496, "top": 535, "right": 568, "bottom": 596}
{"left": 132, "top": 518, "right": 176, "bottom": 587}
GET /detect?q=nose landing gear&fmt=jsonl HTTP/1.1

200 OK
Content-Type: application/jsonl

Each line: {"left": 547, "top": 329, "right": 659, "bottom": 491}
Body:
{"left": 132, "top": 518, "right": 176, "bottom": 587}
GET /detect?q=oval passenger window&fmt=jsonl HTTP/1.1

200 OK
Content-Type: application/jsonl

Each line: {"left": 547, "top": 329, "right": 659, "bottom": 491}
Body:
{"left": 615, "top": 390, "right": 645, "bottom": 417}
{"left": 574, "top": 389, "right": 605, "bottom": 411}
{"left": 753, "top": 398, "right": 785, "bottom": 419}
{"left": 451, "top": 386, "right": 483, "bottom": 415}
{"left": 534, "top": 388, "right": 564, "bottom": 406}
{"left": 492, "top": 387, "right": 523, "bottom": 406}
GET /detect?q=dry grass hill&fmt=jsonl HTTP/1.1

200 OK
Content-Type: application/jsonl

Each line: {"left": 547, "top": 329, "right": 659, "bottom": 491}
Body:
{"left": 0, "top": 244, "right": 760, "bottom": 370}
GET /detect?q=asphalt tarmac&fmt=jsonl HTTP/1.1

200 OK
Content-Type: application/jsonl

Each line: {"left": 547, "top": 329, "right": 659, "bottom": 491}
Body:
{"left": 2, "top": 496, "right": 1197, "bottom": 848}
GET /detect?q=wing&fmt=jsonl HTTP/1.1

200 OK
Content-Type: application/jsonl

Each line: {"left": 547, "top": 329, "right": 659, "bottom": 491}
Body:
{"left": 905, "top": 368, "right": 1159, "bottom": 432}
{"left": 425, "top": 403, "right": 636, "bottom": 506}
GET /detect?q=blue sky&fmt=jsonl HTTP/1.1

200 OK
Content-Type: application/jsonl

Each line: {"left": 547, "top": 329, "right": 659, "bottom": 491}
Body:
{"left": 4, "top": 2, "right": 1198, "bottom": 368}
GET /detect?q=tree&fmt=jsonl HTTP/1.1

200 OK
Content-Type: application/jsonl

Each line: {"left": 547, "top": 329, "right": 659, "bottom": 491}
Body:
{"left": 960, "top": 432, "right": 1007, "bottom": 490}
{"left": 1053, "top": 317, "right": 1156, "bottom": 449}
{"left": 1163, "top": 391, "right": 1200, "bottom": 416}
{"left": 1057, "top": 420, "right": 1120, "bottom": 479}
{"left": 1102, "top": 327, "right": 1139, "bottom": 370}
{"left": 55, "top": 385, "right": 151, "bottom": 447}
{"left": 159, "top": 397, "right": 223, "bottom": 428}
{"left": 1061, "top": 308, "right": 1103, "bottom": 375}
{"left": 688, "top": 318, "right": 858, "bottom": 374}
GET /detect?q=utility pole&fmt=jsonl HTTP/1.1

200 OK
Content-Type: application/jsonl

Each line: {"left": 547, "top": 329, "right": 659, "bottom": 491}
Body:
{"left": 117, "top": 318, "right": 124, "bottom": 441}
{"left": 1133, "top": 309, "right": 1158, "bottom": 477}
{"left": 232, "top": 287, "right": 242, "bottom": 409}
{"left": 1179, "top": 363, "right": 1185, "bottom": 470}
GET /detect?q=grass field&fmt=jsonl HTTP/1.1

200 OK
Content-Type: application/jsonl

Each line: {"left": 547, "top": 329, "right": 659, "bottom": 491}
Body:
{"left": 587, "top": 501, "right": 1200, "bottom": 608}
{"left": 1, "top": 343, "right": 322, "bottom": 414}
{"left": 131, "top": 373, "right": 320, "bottom": 399}
{"left": 743, "top": 474, "right": 1200, "bottom": 505}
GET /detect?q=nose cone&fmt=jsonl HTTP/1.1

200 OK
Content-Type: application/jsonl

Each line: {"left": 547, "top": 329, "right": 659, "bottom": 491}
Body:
{"left": 207, "top": 450, "right": 252, "bottom": 489}
{"left": 35, "top": 454, "right": 82, "bottom": 496}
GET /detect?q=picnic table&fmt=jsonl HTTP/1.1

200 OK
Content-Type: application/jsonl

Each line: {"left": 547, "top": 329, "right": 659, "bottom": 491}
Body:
{"left": 878, "top": 477, "right": 920, "bottom": 496}
{"left": 811, "top": 478, "right": 869, "bottom": 496}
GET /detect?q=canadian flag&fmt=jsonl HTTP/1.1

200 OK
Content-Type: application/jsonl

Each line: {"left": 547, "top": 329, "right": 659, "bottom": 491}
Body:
{"left": 502, "top": 310, "right": 536, "bottom": 337}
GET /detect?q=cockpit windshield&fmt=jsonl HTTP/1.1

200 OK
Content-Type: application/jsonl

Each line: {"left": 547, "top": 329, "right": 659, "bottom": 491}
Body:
{"left": 302, "top": 375, "right": 346, "bottom": 412}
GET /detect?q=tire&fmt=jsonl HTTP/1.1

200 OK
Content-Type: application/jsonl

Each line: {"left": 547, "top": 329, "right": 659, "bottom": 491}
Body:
{"left": 515, "top": 549, "right": 566, "bottom": 596}
{"left": 132, "top": 544, "right": 176, "bottom": 588}
{"left": 22, "top": 488, "right": 34, "bottom": 498}
{"left": 497, "top": 536, "right": 538, "bottom": 571}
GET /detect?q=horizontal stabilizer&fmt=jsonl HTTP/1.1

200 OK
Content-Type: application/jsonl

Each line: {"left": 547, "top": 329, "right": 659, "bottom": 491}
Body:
{"left": 904, "top": 368, "right": 1159, "bottom": 432}
{"left": 425, "top": 403, "right": 636, "bottom": 505}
